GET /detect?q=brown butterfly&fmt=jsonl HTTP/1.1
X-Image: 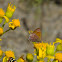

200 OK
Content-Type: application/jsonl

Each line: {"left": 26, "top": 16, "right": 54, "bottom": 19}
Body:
{"left": 29, "top": 28, "right": 42, "bottom": 42}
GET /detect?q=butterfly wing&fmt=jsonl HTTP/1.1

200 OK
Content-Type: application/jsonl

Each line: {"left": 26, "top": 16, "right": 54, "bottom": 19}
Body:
{"left": 33, "top": 28, "right": 41, "bottom": 41}
{"left": 29, "top": 28, "right": 41, "bottom": 42}
{"left": 29, "top": 33, "right": 39, "bottom": 42}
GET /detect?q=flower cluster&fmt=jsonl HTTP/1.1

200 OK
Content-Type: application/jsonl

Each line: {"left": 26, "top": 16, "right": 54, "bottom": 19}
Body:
{"left": 0, "top": 2, "right": 21, "bottom": 62}
{"left": 33, "top": 38, "right": 62, "bottom": 62}
{"left": 0, "top": 3, "right": 20, "bottom": 37}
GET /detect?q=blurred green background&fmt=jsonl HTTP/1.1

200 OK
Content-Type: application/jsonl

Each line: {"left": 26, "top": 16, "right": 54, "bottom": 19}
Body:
{"left": 0, "top": 0, "right": 62, "bottom": 61}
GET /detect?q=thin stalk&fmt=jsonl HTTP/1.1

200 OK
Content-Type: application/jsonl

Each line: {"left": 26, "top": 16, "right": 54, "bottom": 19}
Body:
{"left": 2, "top": 21, "right": 6, "bottom": 28}
{"left": 3, "top": 28, "right": 11, "bottom": 34}
{"left": 0, "top": 28, "right": 11, "bottom": 37}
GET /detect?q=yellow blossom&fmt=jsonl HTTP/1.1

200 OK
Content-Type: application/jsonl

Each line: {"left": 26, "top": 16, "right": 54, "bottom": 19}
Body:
{"left": 0, "top": 27, "right": 3, "bottom": 35}
{"left": 12, "top": 19, "right": 20, "bottom": 27}
{"left": 55, "top": 53, "right": 62, "bottom": 61}
{"left": 6, "top": 3, "right": 16, "bottom": 18}
{"left": 34, "top": 42, "right": 48, "bottom": 49}
{"left": 5, "top": 50, "right": 15, "bottom": 58}
{"left": 9, "top": 22, "right": 15, "bottom": 29}
{"left": 0, "top": 8, "right": 5, "bottom": 17}
{"left": 7, "top": 3, "right": 16, "bottom": 12}
{"left": 9, "top": 19, "right": 20, "bottom": 29}
{"left": 34, "top": 42, "right": 48, "bottom": 59}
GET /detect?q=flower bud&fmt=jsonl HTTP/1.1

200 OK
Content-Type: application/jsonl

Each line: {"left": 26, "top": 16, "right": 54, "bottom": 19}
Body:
{"left": 56, "top": 44, "right": 62, "bottom": 51}
{"left": 46, "top": 43, "right": 55, "bottom": 56}
{"left": 6, "top": 3, "right": 16, "bottom": 18}
{"left": 26, "top": 53, "right": 33, "bottom": 62}
{"left": 5, "top": 11, "right": 13, "bottom": 18}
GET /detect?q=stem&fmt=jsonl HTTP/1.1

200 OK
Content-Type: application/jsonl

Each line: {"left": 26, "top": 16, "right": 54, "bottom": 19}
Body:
{"left": 3, "top": 28, "right": 11, "bottom": 34}
{"left": 0, "top": 28, "right": 11, "bottom": 37}
{"left": 2, "top": 21, "right": 6, "bottom": 28}
{"left": 37, "top": 58, "right": 44, "bottom": 62}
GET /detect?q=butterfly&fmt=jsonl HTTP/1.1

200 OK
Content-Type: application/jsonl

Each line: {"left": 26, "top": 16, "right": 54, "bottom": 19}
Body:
{"left": 8, "top": 57, "right": 16, "bottom": 62}
{"left": 29, "top": 28, "right": 42, "bottom": 42}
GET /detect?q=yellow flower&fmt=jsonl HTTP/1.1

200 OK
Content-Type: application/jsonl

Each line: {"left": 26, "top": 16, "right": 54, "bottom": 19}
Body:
{"left": 9, "top": 19, "right": 20, "bottom": 29}
{"left": 0, "top": 8, "right": 5, "bottom": 17}
{"left": 0, "top": 49, "right": 3, "bottom": 57}
{"left": 0, "top": 27, "right": 3, "bottom": 35}
{"left": 12, "top": 19, "right": 20, "bottom": 27}
{"left": 7, "top": 3, "right": 16, "bottom": 12}
{"left": 5, "top": 50, "right": 15, "bottom": 58}
{"left": 9, "top": 22, "right": 15, "bottom": 29}
{"left": 34, "top": 42, "right": 48, "bottom": 59}
{"left": 34, "top": 42, "right": 48, "bottom": 49}
{"left": 55, "top": 53, "right": 62, "bottom": 61}
{"left": 6, "top": 3, "right": 16, "bottom": 18}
